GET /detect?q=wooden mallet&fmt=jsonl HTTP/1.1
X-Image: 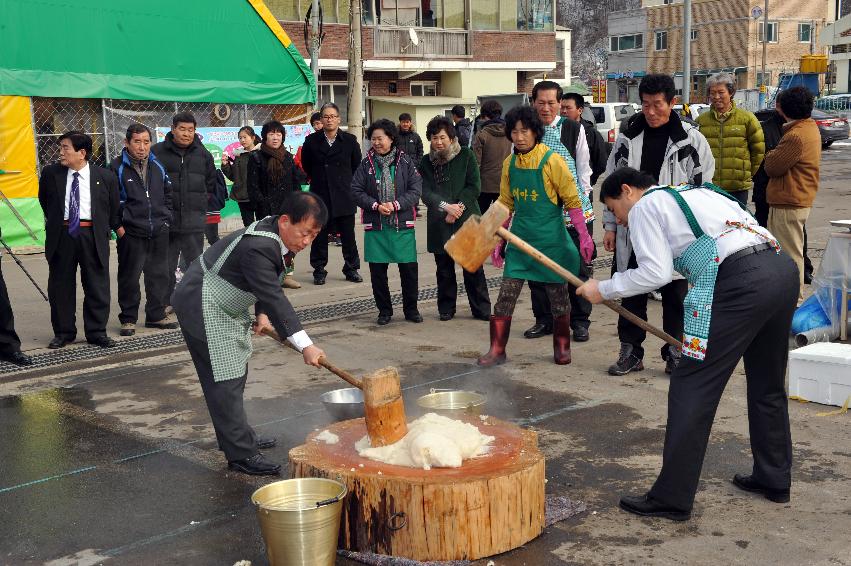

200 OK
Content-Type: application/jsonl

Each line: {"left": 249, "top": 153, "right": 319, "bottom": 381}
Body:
{"left": 443, "top": 201, "right": 681, "bottom": 348}
{"left": 262, "top": 328, "right": 408, "bottom": 446}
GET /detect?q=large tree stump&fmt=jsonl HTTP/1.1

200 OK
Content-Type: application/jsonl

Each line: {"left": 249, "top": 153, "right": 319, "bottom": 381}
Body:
{"left": 288, "top": 416, "right": 545, "bottom": 562}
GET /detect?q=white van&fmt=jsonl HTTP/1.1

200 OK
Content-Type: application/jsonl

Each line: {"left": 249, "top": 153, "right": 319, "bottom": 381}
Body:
{"left": 584, "top": 103, "right": 640, "bottom": 149}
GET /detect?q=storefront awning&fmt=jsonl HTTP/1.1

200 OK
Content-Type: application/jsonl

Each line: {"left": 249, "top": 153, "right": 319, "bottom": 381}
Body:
{"left": 0, "top": 0, "right": 315, "bottom": 104}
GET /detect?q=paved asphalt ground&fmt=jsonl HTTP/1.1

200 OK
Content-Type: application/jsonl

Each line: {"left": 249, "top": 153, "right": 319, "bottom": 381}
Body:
{"left": 1, "top": 147, "right": 850, "bottom": 565}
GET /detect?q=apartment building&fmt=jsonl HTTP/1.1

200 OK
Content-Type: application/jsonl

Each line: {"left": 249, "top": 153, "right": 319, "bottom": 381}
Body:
{"left": 608, "top": 0, "right": 832, "bottom": 103}
{"left": 267, "top": 0, "right": 564, "bottom": 128}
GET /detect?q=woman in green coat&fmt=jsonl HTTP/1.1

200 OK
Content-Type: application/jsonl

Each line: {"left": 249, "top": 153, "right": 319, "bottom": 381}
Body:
{"left": 420, "top": 116, "right": 491, "bottom": 321}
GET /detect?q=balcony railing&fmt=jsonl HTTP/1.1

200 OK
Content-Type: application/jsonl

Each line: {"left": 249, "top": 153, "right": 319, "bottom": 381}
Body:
{"left": 373, "top": 27, "right": 472, "bottom": 58}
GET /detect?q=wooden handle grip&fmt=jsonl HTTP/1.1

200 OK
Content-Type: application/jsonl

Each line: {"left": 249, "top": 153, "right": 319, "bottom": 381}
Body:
{"left": 261, "top": 327, "right": 363, "bottom": 389}
{"left": 496, "top": 226, "right": 681, "bottom": 348}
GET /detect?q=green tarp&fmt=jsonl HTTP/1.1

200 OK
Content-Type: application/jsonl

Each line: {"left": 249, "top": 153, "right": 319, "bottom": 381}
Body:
{"left": 0, "top": 0, "right": 315, "bottom": 104}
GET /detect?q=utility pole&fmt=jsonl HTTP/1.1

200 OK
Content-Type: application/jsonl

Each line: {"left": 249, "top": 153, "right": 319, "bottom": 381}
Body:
{"left": 347, "top": 0, "right": 364, "bottom": 142}
{"left": 683, "top": 0, "right": 692, "bottom": 103}
{"left": 759, "top": 0, "right": 768, "bottom": 108}
{"left": 310, "top": 0, "right": 321, "bottom": 101}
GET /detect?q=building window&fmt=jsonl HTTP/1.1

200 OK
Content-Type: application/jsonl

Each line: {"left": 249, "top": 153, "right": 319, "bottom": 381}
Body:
{"left": 472, "top": 0, "right": 499, "bottom": 29}
{"left": 517, "top": 0, "right": 554, "bottom": 31}
{"left": 411, "top": 81, "right": 438, "bottom": 96}
{"left": 266, "top": 0, "right": 351, "bottom": 23}
{"left": 655, "top": 31, "right": 667, "bottom": 51}
{"left": 799, "top": 22, "right": 813, "bottom": 43}
{"left": 609, "top": 33, "right": 643, "bottom": 52}
{"left": 691, "top": 29, "right": 698, "bottom": 41}
{"left": 759, "top": 21, "right": 778, "bottom": 43}
{"left": 318, "top": 83, "right": 349, "bottom": 123}
{"left": 556, "top": 39, "right": 565, "bottom": 62}
{"left": 756, "top": 71, "right": 772, "bottom": 87}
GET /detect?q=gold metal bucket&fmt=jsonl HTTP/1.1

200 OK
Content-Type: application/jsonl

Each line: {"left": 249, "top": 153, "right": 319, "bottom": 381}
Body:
{"left": 251, "top": 478, "right": 347, "bottom": 566}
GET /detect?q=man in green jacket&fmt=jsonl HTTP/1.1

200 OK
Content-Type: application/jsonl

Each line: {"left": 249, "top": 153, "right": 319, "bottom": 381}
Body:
{"left": 696, "top": 73, "right": 765, "bottom": 205}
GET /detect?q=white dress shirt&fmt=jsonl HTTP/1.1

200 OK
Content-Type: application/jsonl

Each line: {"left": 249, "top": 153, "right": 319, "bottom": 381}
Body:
{"left": 574, "top": 123, "right": 593, "bottom": 197}
{"left": 64, "top": 163, "right": 92, "bottom": 220}
{"left": 599, "top": 187, "right": 775, "bottom": 300}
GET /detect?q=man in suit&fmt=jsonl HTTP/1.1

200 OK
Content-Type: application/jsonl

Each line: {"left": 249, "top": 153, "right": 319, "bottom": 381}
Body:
{"left": 38, "top": 131, "right": 120, "bottom": 348}
{"left": 300, "top": 102, "right": 363, "bottom": 285}
{"left": 0, "top": 226, "right": 33, "bottom": 365}
{"left": 172, "top": 192, "right": 327, "bottom": 476}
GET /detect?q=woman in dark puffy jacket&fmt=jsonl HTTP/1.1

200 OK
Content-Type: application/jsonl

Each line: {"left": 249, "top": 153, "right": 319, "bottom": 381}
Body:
{"left": 221, "top": 126, "right": 261, "bottom": 226}
{"left": 351, "top": 119, "right": 423, "bottom": 325}
{"left": 247, "top": 120, "right": 306, "bottom": 288}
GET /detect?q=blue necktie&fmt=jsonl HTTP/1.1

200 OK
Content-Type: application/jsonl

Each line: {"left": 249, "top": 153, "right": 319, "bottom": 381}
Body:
{"left": 68, "top": 172, "right": 81, "bottom": 239}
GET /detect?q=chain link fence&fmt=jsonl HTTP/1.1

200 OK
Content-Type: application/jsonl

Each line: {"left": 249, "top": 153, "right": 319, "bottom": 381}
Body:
{"left": 32, "top": 97, "right": 312, "bottom": 173}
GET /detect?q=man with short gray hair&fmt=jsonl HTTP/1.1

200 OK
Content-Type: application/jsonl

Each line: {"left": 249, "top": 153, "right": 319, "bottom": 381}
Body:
{"left": 696, "top": 73, "right": 765, "bottom": 205}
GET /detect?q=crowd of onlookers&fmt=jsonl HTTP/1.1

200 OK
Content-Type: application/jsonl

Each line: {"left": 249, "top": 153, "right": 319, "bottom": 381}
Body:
{"left": 0, "top": 72, "right": 821, "bottom": 373}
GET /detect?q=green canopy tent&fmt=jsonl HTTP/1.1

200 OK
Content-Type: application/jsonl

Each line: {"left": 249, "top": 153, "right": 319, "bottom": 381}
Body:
{"left": 0, "top": 0, "right": 315, "bottom": 248}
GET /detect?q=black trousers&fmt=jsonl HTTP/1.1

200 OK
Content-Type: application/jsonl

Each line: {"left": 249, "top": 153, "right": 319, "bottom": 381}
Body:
{"left": 117, "top": 231, "right": 170, "bottom": 324}
{"left": 530, "top": 224, "right": 596, "bottom": 331}
{"left": 168, "top": 232, "right": 204, "bottom": 299}
{"left": 205, "top": 223, "right": 219, "bottom": 246}
{"left": 310, "top": 214, "right": 360, "bottom": 277}
{"left": 183, "top": 330, "right": 258, "bottom": 462}
{"left": 434, "top": 253, "right": 491, "bottom": 318}
{"left": 613, "top": 251, "right": 686, "bottom": 360}
{"left": 728, "top": 189, "right": 749, "bottom": 205}
{"left": 0, "top": 262, "right": 22, "bottom": 355}
{"left": 477, "top": 193, "right": 499, "bottom": 214}
{"left": 369, "top": 262, "right": 418, "bottom": 318}
{"left": 237, "top": 201, "right": 257, "bottom": 227}
{"left": 47, "top": 227, "right": 110, "bottom": 341}
{"left": 647, "top": 250, "right": 797, "bottom": 511}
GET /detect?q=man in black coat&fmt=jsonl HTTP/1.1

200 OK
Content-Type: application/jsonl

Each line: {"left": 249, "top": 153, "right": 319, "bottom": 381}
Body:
{"left": 38, "top": 131, "right": 120, "bottom": 348}
{"left": 300, "top": 102, "right": 363, "bottom": 285}
{"left": 110, "top": 124, "right": 177, "bottom": 337}
{"left": 151, "top": 112, "right": 216, "bottom": 299}
{"left": 560, "top": 92, "right": 609, "bottom": 185}
{"left": 172, "top": 192, "right": 327, "bottom": 476}
{"left": 0, "top": 226, "right": 33, "bottom": 365}
{"left": 396, "top": 113, "right": 424, "bottom": 167}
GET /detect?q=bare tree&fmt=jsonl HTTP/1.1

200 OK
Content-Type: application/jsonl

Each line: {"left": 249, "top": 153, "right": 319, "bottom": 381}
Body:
{"left": 558, "top": 0, "right": 639, "bottom": 81}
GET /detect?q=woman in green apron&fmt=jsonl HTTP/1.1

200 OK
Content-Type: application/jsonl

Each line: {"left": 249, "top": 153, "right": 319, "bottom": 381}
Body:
{"left": 478, "top": 106, "right": 594, "bottom": 367}
{"left": 351, "top": 119, "right": 423, "bottom": 325}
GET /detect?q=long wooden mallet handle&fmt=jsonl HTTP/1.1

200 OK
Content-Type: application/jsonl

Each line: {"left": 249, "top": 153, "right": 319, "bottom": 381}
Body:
{"left": 496, "top": 226, "right": 682, "bottom": 348}
{"left": 260, "top": 327, "right": 364, "bottom": 389}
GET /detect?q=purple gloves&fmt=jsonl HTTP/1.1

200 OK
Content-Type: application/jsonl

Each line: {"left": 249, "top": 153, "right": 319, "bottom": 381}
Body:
{"left": 567, "top": 207, "right": 594, "bottom": 264}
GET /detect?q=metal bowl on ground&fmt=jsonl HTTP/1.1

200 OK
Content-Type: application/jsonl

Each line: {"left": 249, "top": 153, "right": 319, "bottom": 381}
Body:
{"left": 416, "top": 389, "right": 487, "bottom": 415}
{"left": 321, "top": 388, "right": 364, "bottom": 420}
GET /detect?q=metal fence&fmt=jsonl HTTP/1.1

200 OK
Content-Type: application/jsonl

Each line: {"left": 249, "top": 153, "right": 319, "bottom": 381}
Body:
{"left": 32, "top": 97, "right": 312, "bottom": 173}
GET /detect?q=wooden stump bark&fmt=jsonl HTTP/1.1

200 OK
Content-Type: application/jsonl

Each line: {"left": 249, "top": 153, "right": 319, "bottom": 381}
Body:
{"left": 288, "top": 416, "right": 545, "bottom": 562}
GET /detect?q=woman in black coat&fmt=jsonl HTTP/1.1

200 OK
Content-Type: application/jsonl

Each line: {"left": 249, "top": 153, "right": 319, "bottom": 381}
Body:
{"left": 247, "top": 120, "right": 306, "bottom": 288}
{"left": 351, "top": 119, "right": 423, "bottom": 325}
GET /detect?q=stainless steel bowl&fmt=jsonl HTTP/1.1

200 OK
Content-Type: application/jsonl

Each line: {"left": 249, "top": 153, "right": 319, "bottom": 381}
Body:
{"left": 416, "top": 389, "right": 486, "bottom": 415}
{"left": 320, "top": 387, "right": 364, "bottom": 420}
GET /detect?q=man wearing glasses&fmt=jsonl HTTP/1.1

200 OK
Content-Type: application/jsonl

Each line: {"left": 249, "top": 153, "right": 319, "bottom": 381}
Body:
{"left": 300, "top": 103, "right": 364, "bottom": 285}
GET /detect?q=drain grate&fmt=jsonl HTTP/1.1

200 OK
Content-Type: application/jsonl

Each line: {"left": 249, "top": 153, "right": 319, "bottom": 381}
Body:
{"left": 1, "top": 256, "right": 616, "bottom": 375}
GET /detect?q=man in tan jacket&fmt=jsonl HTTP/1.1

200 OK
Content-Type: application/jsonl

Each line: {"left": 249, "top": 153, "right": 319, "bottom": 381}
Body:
{"left": 764, "top": 86, "right": 821, "bottom": 302}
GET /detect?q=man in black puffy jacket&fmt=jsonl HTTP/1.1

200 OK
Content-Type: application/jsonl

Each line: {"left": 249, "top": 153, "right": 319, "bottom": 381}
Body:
{"left": 151, "top": 112, "right": 216, "bottom": 299}
{"left": 111, "top": 124, "right": 177, "bottom": 335}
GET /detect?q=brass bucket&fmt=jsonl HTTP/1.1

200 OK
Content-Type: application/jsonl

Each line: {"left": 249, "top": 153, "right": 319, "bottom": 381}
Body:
{"left": 251, "top": 478, "right": 347, "bottom": 566}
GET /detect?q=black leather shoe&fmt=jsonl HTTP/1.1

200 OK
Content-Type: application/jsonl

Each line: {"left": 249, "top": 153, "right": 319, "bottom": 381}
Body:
{"left": 48, "top": 336, "right": 70, "bottom": 349}
{"left": 377, "top": 314, "right": 392, "bottom": 325}
{"left": 439, "top": 312, "right": 455, "bottom": 321}
{"left": 256, "top": 436, "right": 277, "bottom": 450}
{"left": 619, "top": 494, "right": 691, "bottom": 521}
{"left": 732, "top": 474, "right": 790, "bottom": 503}
{"left": 1, "top": 351, "right": 33, "bottom": 366}
{"left": 405, "top": 312, "right": 424, "bottom": 323}
{"left": 89, "top": 336, "right": 117, "bottom": 348}
{"left": 344, "top": 271, "right": 364, "bottom": 283}
{"left": 572, "top": 327, "right": 590, "bottom": 342}
{"left": 313, "top": 274, "right": 326, "bottom": 285}
{"left": 523, "top": 322, "right": 552, "bottom": 339}
{"left": 228, "top": 453, "right": 281, "bottom": 476}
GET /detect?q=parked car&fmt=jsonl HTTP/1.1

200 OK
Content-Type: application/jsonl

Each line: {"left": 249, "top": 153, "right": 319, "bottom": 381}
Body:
{"left": 584, "top": 103, "right": 640, "bottom": 150}
{"left": 673, "top": 103, "right": 710, "bottom": 122}
{"left": 755, "top": 108, "right": 849, "bottom": 149}
{"left": 815, "top": 94, "right": 851, "bottom": 113}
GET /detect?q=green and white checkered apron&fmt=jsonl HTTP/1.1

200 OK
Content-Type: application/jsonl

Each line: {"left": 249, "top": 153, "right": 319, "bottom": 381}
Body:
{"left": 645, "top": 183, "right": 778, "bottom": 361}
{"left": 201, "top": 221, "right": 285, "bottom": 381}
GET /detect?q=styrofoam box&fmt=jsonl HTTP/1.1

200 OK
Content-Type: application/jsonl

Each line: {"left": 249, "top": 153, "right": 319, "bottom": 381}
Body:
{"left": 788, "top": 342, "right": 851, "bottom": 407}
